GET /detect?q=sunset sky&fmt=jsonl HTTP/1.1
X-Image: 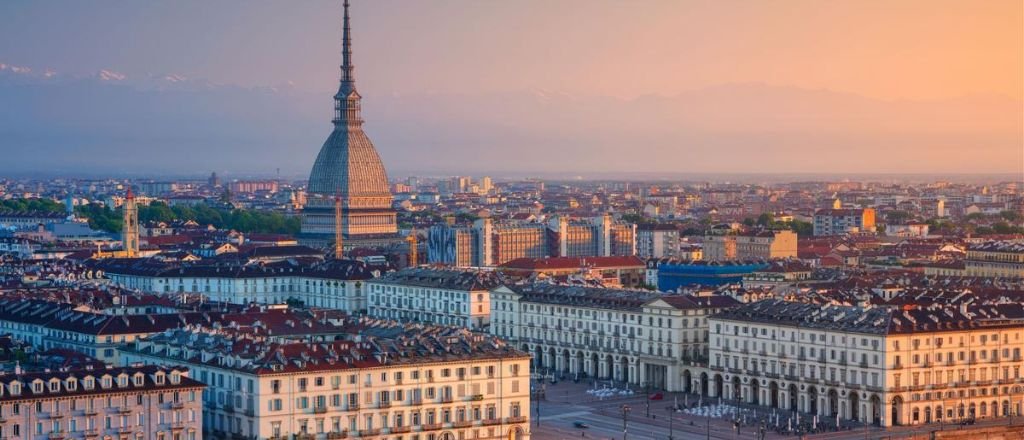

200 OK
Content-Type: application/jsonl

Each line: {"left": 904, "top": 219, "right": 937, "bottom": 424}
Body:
{"left": 0, "top": 0, "right": 1021, "bottom": 176}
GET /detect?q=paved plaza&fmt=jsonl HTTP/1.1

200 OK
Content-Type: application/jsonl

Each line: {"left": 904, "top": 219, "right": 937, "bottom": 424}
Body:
{"left": 527, "top": 379, "right": 1023, "bottom": 440}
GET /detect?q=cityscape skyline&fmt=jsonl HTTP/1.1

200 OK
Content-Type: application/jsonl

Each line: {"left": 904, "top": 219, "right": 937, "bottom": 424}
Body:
{"left": 1, "top": 0, "right": 1021, "bottom": 176}
{"left": 1, "top": 2, "right": 1023, "bottom": 439}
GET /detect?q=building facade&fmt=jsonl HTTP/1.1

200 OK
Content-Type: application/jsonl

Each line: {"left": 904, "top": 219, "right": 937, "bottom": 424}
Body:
{"left": 427, "top": 215, "right": 636, "bottom": 267}
{"left": 703, "top": 230, "right": 797, "bottom": 262}
{"left": 0, "top": 365, "right": 204, "bottom": 440}
{"left": 97, "top": 258, "right": 376, "bottom": 312}
{"left": 121, "top": 324, "right": 532, "bottom": 440}
{"left": 964, "top": 241, "right": 1024, "bottom": 278}
{"left": 365, "top": 268, "right": 502, "bottom": 330}
{"left": 490, "top": 284, "right": 739, "bottom": 391}
{"left": 636, "top": 224, "right": 681, "bottom": 259}
{"left": 707, "top": 299, "right": 1024, "bottom": 427}
{"left": 813, "top": 208, "right": 876, "bottom": 236}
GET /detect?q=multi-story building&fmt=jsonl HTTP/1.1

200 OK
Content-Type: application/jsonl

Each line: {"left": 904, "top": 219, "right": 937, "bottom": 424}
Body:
{"left": 121, "top": 323, "right": 532, "bottom": 440}
{"left": 97, "top": 258, "right": 377, "bottom": 311}
{"left": 365, "top": 268, "right": 502, "bottom": 329}
{"left": 636, "top": 224, "right": 681, "bottom": 259}
{"left": 490, "top": 283, "right": 739, "bottom": 391}
{"left": 964, "top": 241, "right": 1024, "bottom": 278}
{"left": 228, "top": 181, "right": 280, "bottom": 194}
{"left": 813, "top": 208, "right": 876, "bottom": 236}
{"left": 427, "top": 215, "right": 636, "bottom": 267}
{"left": 703, "top": 230, "right": 797, "bottom": 262}
{"left": 0, "top": 365, "right": 204, "bottom": 440}
{"left": 707, "top": 299, "right": 1024, "bottom": 427}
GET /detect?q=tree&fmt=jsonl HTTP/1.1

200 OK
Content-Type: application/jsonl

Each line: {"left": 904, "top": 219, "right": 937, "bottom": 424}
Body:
{"left": 756, "top": 213, "right": 774, "bottom": 227}
{"left": 999, "top": 210, "right": 1021, "bottom": 222}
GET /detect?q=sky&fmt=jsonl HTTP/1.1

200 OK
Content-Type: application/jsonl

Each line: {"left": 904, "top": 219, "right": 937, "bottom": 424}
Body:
{"left": 0, "top": 0, "right": 1021, "bottom": 178}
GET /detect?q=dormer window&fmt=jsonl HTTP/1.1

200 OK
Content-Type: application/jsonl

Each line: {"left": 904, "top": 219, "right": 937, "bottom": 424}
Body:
{"left": 9, "top": 383, "right": 20, "bottom": 396}
{"left": 66, "top": 379, "right": 77, "bottom": 391}
{"left": 169, "top": 372, "right": 180, "bottom": 385}
{"left": 33, "top": 381, "right": 43, "bottom": 393}
{"left": 118, "top": 375, "right": 128, "bottom": 387}
{"left": 102, "top": 377, "right": 112, "bottom": 389}
{"left": 83, "top": 378, "right": 94, "bottom": 390}
{"left": 48, "top": 380, "right": 60, "bottom": 393}
{"left": 154, "top": 373, "right": 165, "bottom": 386}
{"left": 134, "top": 374, "right": 145, "bottom": 387}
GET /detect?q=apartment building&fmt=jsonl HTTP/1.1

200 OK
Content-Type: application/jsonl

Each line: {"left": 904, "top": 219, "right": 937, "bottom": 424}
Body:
{"left": 490, "top": 283, "right": 739, "bottom": 391}
{"left": 703, "top": 230, "right": 798, "bottom": 262}
{"left": 707, "top": 299, "right": 1024, "bottom": 427}
{"left": 0, "top": 365, "right": 204, "bottom": 440}
{"left": 97, "top": 258, "right": 377, "bottom": 311}
{"left": 365, "top": 268, "right": 502, "bottom": 330}
{"left": 964, "top": 241, "right": 1024, "bottom": 278}
{"left": 121, "top": 324, "right": 532, "bottom": 440}
{"left": 813, "top": 209, "right": 876, "bottom": 236}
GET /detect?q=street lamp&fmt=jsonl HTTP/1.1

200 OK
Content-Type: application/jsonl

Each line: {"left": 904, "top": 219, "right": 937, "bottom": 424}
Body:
{"left": 668, "top": 407, "right": 675, "bottom": 440}
{"left": 645, "top": 382, "right": 651, "bottom": 418}
{"left": 621, "top": 404, "right": 631, "bottom": 440}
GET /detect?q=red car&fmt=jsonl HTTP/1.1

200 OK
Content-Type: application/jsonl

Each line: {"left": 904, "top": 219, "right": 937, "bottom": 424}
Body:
{"left": 648, "top": 393, "right": 664, "bottom": 400}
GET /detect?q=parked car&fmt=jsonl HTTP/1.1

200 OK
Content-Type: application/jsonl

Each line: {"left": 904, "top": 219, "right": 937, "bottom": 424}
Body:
{"left": 649, "top": 393, "right": 664, "bottom": 400}
{"left": 573, "top": 421, "right": 590, "bottom": 429}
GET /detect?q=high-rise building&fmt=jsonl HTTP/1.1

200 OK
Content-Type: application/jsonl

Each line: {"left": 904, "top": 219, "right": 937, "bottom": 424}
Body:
{"left": 302, "top": 0, "right": 397, "bottom": 248}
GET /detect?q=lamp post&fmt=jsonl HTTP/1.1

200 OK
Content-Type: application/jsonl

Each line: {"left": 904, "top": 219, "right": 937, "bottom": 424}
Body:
{"left": 621, "top": 404, "right": 631, "bottom": 440}
{"left": 668, "top": 407, "right": 674, "bottom": 440}
{"left": 645, "top": 382, "right": 651, "bottom": 418}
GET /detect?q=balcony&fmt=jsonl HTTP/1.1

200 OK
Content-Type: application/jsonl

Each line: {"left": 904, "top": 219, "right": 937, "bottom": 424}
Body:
{"left": 116, "top": 427, "right": 133, "bottom": 434}
{"left": 469, "top": 394, "right": 484, "bottom": 402}
{"left": 452, "top": 420, "right": 473, "bottom": 428}
{"left": 223, "top": 404, "right": 235, "bottom": 414}
{"left": 326, "top": 432, "right": 348, "bottom": 440}
{"left": 171, "top": 422, "right": 188, "bottom": 431}
{"left": 377, "top": 401, "right": 392, "bottom": 409}
{"left": 313, "top": 406, "right": 328, "bottom": 414}
{"left": 358, "top": 428, "right": 381, "bottom": 437}
{"left": 347, "top": 404, "right": 360, "bottom": 411}
{"left": 506, "top": 416, "right": 527, "bottom": 424}
{"left": 421, "top": 423, "right": 443, "bottom": 431}
{"left": 48, "top": 411, "right": 65, "bottom": 419}
{"left": 48, "top": 433, "right": 66, "bottom": 440}
{"left": 170, "top": 402, "right": 185, "bottom": 410}
{"left": 390, "top": 426, "right": 411, "bottom": 434}
{"left": 892, "top": 363, "right": 903, "bottom": 370}
{"left": 440, "top": 396, "right": 453, "bottom": 403}
{"left": 410, "top": 399, "right": 423, "bottom": 406}
{"left": 859, "top": 361, "right": 869, "bottom": 368}
{"left": 482, "top": 418, "right": 501, "bottom": 426}
{"left": 83, "top": 429, "right": 100, "bottom": 438}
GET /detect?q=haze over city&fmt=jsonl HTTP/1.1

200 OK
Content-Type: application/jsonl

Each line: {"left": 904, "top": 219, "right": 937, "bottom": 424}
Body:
{"left": 3, "top": 2, "right": 1024, "bottom": 440}
{"left": 1, "top": 0, "right": 1021, "bottom": 177}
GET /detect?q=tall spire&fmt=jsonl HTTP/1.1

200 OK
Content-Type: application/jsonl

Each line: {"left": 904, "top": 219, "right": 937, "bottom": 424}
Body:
{"left": 341, "top": 0, "right": 354, "bottom": 85}
{"left": 333, "top": 0, "right": 362, "bottom": 128}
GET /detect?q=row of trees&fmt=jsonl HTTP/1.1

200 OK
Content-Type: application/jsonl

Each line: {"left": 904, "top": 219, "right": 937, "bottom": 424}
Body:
{"left": 0, "top": 198, "right": 65, "bottom": 213}
{"left": 1, "top": 198, "right": 300, "bottom": 235}
{"left": 77, "top": 201, "right": 301, "bottom": 235}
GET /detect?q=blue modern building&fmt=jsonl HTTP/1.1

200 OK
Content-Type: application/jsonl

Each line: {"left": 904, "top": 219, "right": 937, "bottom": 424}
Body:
{"left": 654, "top": 259, "right": 769, "bottom": 291}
